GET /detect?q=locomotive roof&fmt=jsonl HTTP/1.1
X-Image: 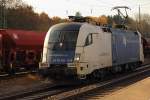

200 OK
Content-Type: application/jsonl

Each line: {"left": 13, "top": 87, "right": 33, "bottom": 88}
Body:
{"left": 0, "top": 29, "right": 46, "bottom": 49}
{"left": 51, "top": 22, "right": 82, "bottom": 31}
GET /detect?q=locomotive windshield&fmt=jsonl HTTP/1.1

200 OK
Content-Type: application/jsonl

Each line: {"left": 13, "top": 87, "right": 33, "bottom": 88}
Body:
{"left": 45, "top": 23, "right": 81, "bottom": 64}
{"left": 49, "top": 30, "right": 78, "bottom": 50}
{"left": 48, "top": 23, "right": 81, "bottom": 51}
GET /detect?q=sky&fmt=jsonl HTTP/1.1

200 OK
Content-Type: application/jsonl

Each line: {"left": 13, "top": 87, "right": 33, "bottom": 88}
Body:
{"left": 23, "top": 0, "right": 150, "bottom": 18}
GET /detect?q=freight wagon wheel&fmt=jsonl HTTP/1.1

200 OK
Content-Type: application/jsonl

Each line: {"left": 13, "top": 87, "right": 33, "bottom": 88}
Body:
{"left": 7, "top": 63, "right": 15, "bottom": 75}
{"left": 4, "top": 66, "right": 13, "bottom": 75}
{"left": 26, "top": 65, "right": 34, "bottom": 72}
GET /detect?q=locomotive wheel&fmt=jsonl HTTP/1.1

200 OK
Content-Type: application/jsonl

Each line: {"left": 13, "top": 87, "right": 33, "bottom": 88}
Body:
{"left": 92, "top": 69, "right": 105, "bottom": 80}
{"left": 124, "top": 64, "right": 130, "bottom": 71}
{"left": 6, "top": 63, "right": 15, "bottom": 75}
{"left": 4, "top": 67, "right": 12, "bottom": 75}
{"left": 93, "top": 70, "right": 100, "bottom": 80}
{"left": 111, "top": 66, "right": 122, "bottom": 73}
{"left": 129, "top": 63, "right": 137, "bottom": 71}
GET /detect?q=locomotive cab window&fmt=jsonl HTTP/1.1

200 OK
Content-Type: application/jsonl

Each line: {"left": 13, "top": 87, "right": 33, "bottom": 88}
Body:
{"left": 85, "top": 34, "right": 93, "bottom": 46}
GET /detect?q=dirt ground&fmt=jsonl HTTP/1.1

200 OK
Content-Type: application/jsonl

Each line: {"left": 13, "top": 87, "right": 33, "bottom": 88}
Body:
{"left": 0, "top": 74, "right": 51, "bottom": 96}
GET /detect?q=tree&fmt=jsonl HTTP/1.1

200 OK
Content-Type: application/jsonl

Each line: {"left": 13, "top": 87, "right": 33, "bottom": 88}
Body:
{"left": 107, "top": 16, "right": 113, "bottom": 25}
{"left": 0, "top": 0, "right": 69, "bottom": 31}
{"left": 51, "top": 16, "right": 61, "bottom": 24}
{"left": 38, "top": 12, "right": 52, "bottom": 31}
{"left": 134, "top": 14, "right": 150, "bottom": 36}
{"left": 88, "top": 16, "right": 108, "bottom": 25}
{"left": 0, "top": 0, "right": 28, "bottom": 28}
{"left": 7, "top": 6, "right": 39, "bottom": 30}
{"left": 75, "top": 11, "right": 82, "bottom": 17}
{"left": 97, "top": 15, "right": 108, "bottom": 25}
{"left": 0, "top": 0, "right": 26, "bottom": 8}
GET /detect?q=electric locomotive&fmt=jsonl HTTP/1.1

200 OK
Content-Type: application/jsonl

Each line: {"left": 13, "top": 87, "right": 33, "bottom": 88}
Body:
{"left": 39, "top": 16, "right": 144, "bottom": 79}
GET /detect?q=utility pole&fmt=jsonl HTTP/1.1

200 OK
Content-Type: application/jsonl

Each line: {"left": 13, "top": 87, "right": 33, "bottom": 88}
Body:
{"left": 138, "top": 5, "right": 141, "bottom": 33}
{"left": 90, "top": 9, "right": 93, "bottom": 15}
{"left": 139, "top": 5, "right": 141, "bottom": 24}
{"left": 66, "top": 10, "right": 68, "bottom": 15}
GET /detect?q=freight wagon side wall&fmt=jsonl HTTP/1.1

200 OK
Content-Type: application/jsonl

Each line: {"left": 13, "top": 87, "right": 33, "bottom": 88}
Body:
{"left": 0, "top": 30, "right": 4, "bottom": 69}
{"left": 111, "top": 29, "right": 140, "bottom": 66}
{"left": 0, "top": 29, "right": 46, "bottom": 71}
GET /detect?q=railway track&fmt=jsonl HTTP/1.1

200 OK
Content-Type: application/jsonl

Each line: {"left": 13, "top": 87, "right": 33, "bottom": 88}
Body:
{"left": 0, "top": 74, "right": 78, "bottom": 100}
{"left": 0, "top": 64, "right": 149, "bottom": 100}
{"left": 48, "top": 64, "right": 150, "bottom": 100}
{"left": 0, "top": 79, "right": 80, "bottom": 100}
{"left": 0, "top": 70, "right": 37, "bottom": 79}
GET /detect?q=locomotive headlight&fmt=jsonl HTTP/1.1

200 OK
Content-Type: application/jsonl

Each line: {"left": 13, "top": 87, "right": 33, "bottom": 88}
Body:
{"left": 74, "top": 53, "right": 81, "bottom": 61}
{"left": 75, "top": 57, "right": 80, "bottom": 61}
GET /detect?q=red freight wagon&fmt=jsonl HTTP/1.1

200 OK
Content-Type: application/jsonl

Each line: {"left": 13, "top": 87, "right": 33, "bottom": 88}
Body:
{"left": 144, "top": 37, "right": 150, "bottom": 57}
{"left": 0, "top": 29, "right": 46, "bottom": 73}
